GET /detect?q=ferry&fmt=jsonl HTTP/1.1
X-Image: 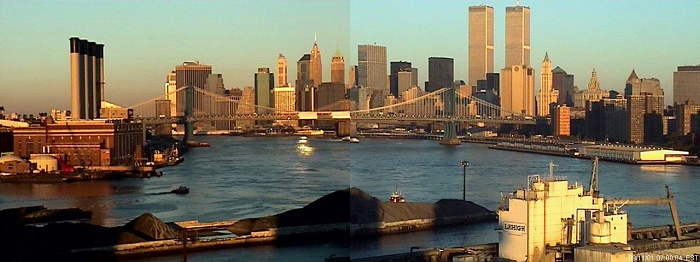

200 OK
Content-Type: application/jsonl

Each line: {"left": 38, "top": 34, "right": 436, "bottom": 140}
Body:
{"left": 342, "top": 136, "right": 351, "bottom": 142}
{"left": 298, "top": 136, "right": 308, "bottom": 144}
{"left": 350, "top": 137, "right": 360, "bottom": 143}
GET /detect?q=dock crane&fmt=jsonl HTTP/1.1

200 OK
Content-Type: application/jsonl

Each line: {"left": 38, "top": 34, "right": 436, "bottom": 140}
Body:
{"left": 589, "top": 157, "right": 682, "bottom": 241}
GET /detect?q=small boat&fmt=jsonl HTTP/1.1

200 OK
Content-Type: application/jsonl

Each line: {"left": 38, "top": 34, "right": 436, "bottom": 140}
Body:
{"left": 342, "top": 136, "right": 351, "bottom": 142}
{"left": 389, "top": 188, "right": 405, "bottom": 203}
{"left": 350, "top": 137, "right": 360, "bottom": 143}
{"left": 298, "top": 136, "right": 308, "bottom": 144}
{"left": 171, "top": 186, "right": 190, "bottom": 195}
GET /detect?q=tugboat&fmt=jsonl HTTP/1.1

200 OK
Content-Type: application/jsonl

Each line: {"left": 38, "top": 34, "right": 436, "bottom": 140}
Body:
{"left": 389, "top": 187, "right": 406, "bottom": 203}
{"left": 171, "top": 186, "right": 190, "bottom": 195}
{"left": 350, "top": 137, "right": 360, "bottom": 143}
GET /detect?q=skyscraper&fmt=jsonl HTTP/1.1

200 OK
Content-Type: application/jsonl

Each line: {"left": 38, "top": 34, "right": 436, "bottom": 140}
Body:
{"left": 397, "top": 70, "right": 413, "bottom": 97}
{"left": 500, "top": 65, "right": 535, "bottom": 116}
{"left": 537, "top": 53, "right": 558, "bottom": 116}
{"left": 164, "top": 71, "right": 177, "bottom": 116}
{"left": 277, "top": 54, "right": 288, "bottom": 87}
{"left": 390, "top": 61, "right": 412, "bottom": 97}
{"left": 174, "top": 61, "right": 212, "bottom": 116}
{"left": 358, "top": 44, "right": 387, "bottom": 93}
{"left": 505, "top": 4, "right": 531, "bottom": 67}
{"left": 552, "top": 66, "right": 575, "bottom": 106}
{"left": 468, "top": 5, "right": 494, "bottom": 88}
{"left": 426, "top": 57, "right": 454, "bottom": 93}
{"left": 254, "top": 67, "right": 274, "bottom": 114}
{"left": 347, "top": 65, "right": 357, "bottom": 89}
{"left": 310, "top": 37, "right": 322, "bottom": 87}
{"left": 575, "top": 69, "right": 609, "bottom": 108}
{"left": 625, "top": 69, "right": 664, "bottom": 144}
{"left": 70, "top": 37, "right": 104, "bottom": 120}
{"left": 673, "top": 65, "right": 700, "bottom": 105}
{"left": 331, "top": 47, "right": 345, "bottom": 84}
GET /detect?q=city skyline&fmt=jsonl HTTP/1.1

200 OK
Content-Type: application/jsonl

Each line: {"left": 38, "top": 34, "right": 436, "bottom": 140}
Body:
{"left": 1, "top": 1, "right": 699, "bottom": 113}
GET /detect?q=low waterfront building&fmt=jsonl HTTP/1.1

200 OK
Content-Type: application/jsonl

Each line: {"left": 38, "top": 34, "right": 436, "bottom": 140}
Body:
{"left": 12, "top": 120, "right": 143, "bottom": 167}
{"left": 579, "top": 145, "right": 688, "bottom": 163}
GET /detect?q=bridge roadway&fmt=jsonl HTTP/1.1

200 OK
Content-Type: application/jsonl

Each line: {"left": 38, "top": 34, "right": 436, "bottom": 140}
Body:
{"left": 135, "top": 112, "right": 536, "bottom": 125}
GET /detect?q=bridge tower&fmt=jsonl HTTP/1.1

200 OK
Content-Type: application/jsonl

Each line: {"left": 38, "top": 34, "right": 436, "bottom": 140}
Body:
{"left": 183, "top": 85, "right": 194, "bottom": 143}
{"left": 440, "top": 87, "right": 461, "bottom": 145}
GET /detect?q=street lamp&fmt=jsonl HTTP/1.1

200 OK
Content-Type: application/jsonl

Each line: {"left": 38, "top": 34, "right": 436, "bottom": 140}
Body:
{"left": 460, "top": 161, "right": 469, "bottom": 201}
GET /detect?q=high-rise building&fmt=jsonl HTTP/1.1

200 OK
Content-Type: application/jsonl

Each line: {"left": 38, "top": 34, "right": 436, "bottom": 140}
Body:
{"left": 537, "top": 53, "right": 558, "bottom": 116}
{"left": 174, "top": 61, "right": 213, "bottom": 116}
{"left": 575, "top": 69, "right": 609, "bottom": 108}
{"left": 397, "top": 70, "right": 413, "bottom": 97}
{"left": 552, "top": 105, "right": 571, "bottom": 137}
{"left": 586, "top": 98, "right": 629, "bottom": 142}
{"left": 500, "top": 65, "right": 535, "bottom": 116}
{"left": 673, "top": 65, "right": 700, "bottom": 105}
{"left": 505, "top": 4, "right": 531, "bottom": 67}
{"left": 626, "top": 70, "right": 664, "bottom": 144}
{"left": 347, "top": 65, "right": 357, "bottom": 89}
{"left": 277, "top": 54, "right": 288, "bottom": 87}
{"left": 297, "top": 54, "right": 311, "bottom": 82}
{"left": 390, "top": 61, "right": 412, "bottom": 97}
{"left": 273, "top": 86, "right": 296, "bottom": 127}
{"left": 70, "top": 37, "right": 104, "bottom": 120}
{"left": 674, "top": 103, "right": 700, "bottom": 136}
{"left": 331, "top": 47, "right": 345, "bottom": 85}
{"left": 468, "top": 5, "right": 494, "bottom": 88}
{"left": 254, "top": 67, "right": 274, "bottom": 114}
{"left": 426, "top": 57, "right": 454, "bottom": 93}
{"left": 310, "top": 37, "right": 322, "bottom": 87}
{"left": 552, "top": 66, "right": 575, "bottom": 106}
{"left": 205, "top": 74, "right": 225, "bottom": 122}
{"left": 358, "top": 44, "right": 387, "bottom": 92}
{"left": 317, "top": 82, "right": 346, "bottom": 109}
{"left": 409, "top": 68, "right": 419, "bottom": 87}
{"left": 164, "top": 71, "right": 177, "bottom": 117}
{"left": 237, "top": 86, "right": 256, "bottom": 128}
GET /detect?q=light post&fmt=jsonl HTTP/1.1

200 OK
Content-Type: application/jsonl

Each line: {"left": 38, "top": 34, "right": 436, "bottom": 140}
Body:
{"left": 460, "top": 161, "right": 469, "bottom": 201}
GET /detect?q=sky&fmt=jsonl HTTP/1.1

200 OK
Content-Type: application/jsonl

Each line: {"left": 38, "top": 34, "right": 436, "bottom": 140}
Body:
{"left": 1, "top": 0, "right": 699, "bottom": 114}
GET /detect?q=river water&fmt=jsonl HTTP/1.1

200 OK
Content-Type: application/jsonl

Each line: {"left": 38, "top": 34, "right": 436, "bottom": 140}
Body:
{"left": 1, "top": 136, "right": 698, "bottom": 261}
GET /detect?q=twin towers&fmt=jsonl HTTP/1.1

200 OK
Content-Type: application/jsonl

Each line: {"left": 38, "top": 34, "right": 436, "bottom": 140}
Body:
{"left": 469, "top": 4, "right": 534, "bottom": 116}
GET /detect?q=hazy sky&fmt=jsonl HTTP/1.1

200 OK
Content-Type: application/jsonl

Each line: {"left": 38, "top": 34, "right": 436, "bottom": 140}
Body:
{"left": 1, "top": 0, "right": 699, "bottom": 114}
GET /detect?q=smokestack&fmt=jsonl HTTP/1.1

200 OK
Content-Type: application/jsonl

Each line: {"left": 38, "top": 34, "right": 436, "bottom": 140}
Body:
{"left": 96, "top": 44, "right": 104, "bottom": 109}
{"left": 87, "top": 42, "right": 96, "bottom": 119}
{"left": 79, "top": 39, "right": 88, "bottom": 119}
{"left": 70, "top": 37, "right": 81, "bottom": 119}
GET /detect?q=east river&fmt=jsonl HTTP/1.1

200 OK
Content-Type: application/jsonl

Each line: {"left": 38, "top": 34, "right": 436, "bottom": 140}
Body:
{"left": 1, "top": 136, "right": 698, "bottom": 261}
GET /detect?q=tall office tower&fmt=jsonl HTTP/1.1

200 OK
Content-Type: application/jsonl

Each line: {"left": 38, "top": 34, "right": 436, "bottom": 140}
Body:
{"left": 331, "top": 47, "right": 345, "bottom": 84}
{"left": 347, "top": 66, "right": 356, "bottom": 89}
{"left": 70, "top": 37, "right": 104, "bottom": 119}
{"left": 317, "top": 82, "right": 346, "bottom": 109}
{"left": 358, "top": 44, "right": 388, "bottom": 92}
{"left": 410, "top": 68, "right": 418, "bottom": 87}
{"left": 675, "top": 104, "right": 700, "bottom": 135}
{"left": 397, "top": 70, "right": 413, "bottom": 97}
{"left": 165, "top": 71, "right": 177, "bottom": 116}
{"left": 500, "top": 65, "right": 535, "bottom": 116}
{"left": 205, "top": 74, "right": 225, "bottom": 116}
{"left": 552, "top": 105, "right": 571, "bottom": 137}
{"left": 468, "top": 5, "right": 494, "bottom": 88}
{"left": 505, "top": 4, "right": 531, "bottom": 67}
{"left": 426, "top": 57, "right": 454, "bottom": 92}
{"left": 673, "top": 65, "right": 700, "bottom": 105}
{"left": 237, "top": 86, "right": 256, "bottom": 128}
{"left": 390, "top": 61, "right": 412, "bottom": 97}
{"left": 575, "top": 69, "right": 609, "bottom": 108}
{"left": 626, "top": 69, "right": 664, "bottom": 144}
{"left": 274, "top": 86, "right": 296, "bottom": 128}
{"left": 297, "top": 54, "right": 311, "bottom": 82}
{"left": 277, "top": 54, "right": 288, "bottom": 87}
{"left": 536, "top": 53, "right": 558, "bottom": 116}
{"left": 552, "top": 66, "right": 575, "bottom": 106}
{"left": 310, "top": 37, "right": 322, "bottom": 87}
{"left": 254, "top": 67, "right": 275, "bottom": 114}
{"left": 174, "top": 61, "right": 212, "bottom": 116}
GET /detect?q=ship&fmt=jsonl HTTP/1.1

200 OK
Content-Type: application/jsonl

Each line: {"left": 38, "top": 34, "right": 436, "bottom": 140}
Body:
{"left": 389, "top": 186, "right": 405, "bottom": 203}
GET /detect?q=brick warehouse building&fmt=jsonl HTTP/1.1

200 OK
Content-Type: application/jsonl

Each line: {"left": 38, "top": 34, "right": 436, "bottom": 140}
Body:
{"left": 12, "top": 120, "right": 143, "bottom": 167}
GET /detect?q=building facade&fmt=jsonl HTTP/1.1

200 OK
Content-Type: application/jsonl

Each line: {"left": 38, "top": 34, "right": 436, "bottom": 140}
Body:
{"left": 574, "top": 69, "right": 608, "bottom": 108}
{"left": 174, "top": 61, "right": 213, "bottom": 116}
{"left": 310, "top": 39, "right": 322, "bottom": 87}
{"left": 358, "top": 44, "right": 388, "bottom": 93}
{"left": 552, "top": 66, "right": 575, "bottom": 107}
{"left": 500, "top": 65, "right": 535, "bottom": 116}
{"left": 537, "top": 53, "right": 558, "bottom": 116}
{"left": 254, "top": 67, "right": 274, "bottom": 114}
{"left": 468, "top": 5, "right": 494, "bottom": 88}
{"left": 625, "top": 70, "right": 664, "bottom": 144}
{"left": 331, "top": 48, "right": 345, "bottom": 85}
{"left": 674, "top": 103, "right": 700, "bottom": 136}
{"left": 552, "top": 105, "right": 571, "bottom": 137}
{"left": 13, "top": 120, "right": 143, "bottom": 167}
{"left": 390, "top": 61, "right": 412, "bottom": 97}
{"left": 426, "top": 57, "right": 454, "bottom": 93}
{"left": 673, "top": 65, "right": 700, "bottom": 105}
{"left": 504, "top": 5, "right": 531, "bottom": 68}
{"left": 277, "top": 54, "right": 288, "bottom": 87}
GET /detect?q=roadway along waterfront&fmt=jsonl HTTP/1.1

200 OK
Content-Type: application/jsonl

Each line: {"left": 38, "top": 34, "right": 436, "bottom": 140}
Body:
{"left": 1, "top": 136, "right": 698, "bottom": 261}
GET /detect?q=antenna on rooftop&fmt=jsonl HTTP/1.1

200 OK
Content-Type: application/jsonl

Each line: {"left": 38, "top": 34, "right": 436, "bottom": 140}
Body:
{"left": 516, "top": 0, "right": 521, "bottom": 6}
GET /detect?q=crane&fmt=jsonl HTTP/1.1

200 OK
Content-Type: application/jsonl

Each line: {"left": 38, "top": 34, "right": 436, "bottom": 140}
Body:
{"left": 604, "top": 184, "right": 683, "bottom": 241}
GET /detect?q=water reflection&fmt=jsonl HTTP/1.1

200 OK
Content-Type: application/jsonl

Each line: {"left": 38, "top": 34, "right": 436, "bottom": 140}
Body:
{"left": 296, "top": 143, "right": 315, "bottom": 156}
